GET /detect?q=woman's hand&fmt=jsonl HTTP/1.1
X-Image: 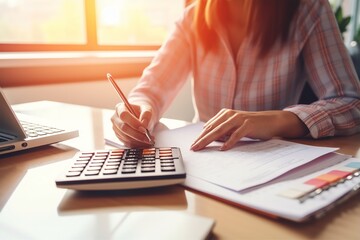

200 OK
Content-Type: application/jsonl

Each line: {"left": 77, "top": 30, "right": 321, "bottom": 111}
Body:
{"left": 111, "top": 102, "right": 154, "bottom": 148}
{"left": 191, "top": 109, "right": 309, "bottom": 151}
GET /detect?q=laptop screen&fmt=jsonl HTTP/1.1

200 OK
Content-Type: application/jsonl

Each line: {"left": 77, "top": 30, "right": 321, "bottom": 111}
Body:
{"left": 0, "top": 88, "right": 26, "bottom": 140}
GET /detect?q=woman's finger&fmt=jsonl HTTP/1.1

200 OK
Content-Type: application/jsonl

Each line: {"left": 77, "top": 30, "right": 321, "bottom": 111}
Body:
{"left": 112, "top": 105, "right": 153, "bottom": 145}
{"left": 191, "top": 118, "right": 236, "bottom": 151}
{"left": 203, "top": 108, "right": 228, "bottom": 129}
{"left": 220, "top": 119, "right": 250, "bottom": 150}
{"left": 193, "top": 110, "right": 233, "bottom": 144}
{"left": 115, "top": 127, "right": 153, "bottom": 148}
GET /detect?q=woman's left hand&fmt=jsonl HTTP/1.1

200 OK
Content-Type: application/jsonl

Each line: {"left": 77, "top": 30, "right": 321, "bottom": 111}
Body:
{"left": 190, "top": 108, "right": 309, "bottom": 151}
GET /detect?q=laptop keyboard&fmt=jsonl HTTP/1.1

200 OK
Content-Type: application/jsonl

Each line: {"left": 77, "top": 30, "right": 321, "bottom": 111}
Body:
{"left": 0, "top": 136, "right": 10, "bottom": 142}
{"left": 21, "top": 121, "right": 64, "bottom": 138}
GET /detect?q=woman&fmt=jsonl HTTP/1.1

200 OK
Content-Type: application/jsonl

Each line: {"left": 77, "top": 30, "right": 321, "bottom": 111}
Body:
{"left": 111, "top": 0, "right": 360, "bottom": 151}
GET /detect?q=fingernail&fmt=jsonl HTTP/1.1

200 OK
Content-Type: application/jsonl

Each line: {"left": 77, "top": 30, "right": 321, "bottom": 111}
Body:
{"left": 190, "top": 144, "right": 197, "bottom": 151}
{"left": 138, "top": 126, "right": 147, "bottom": 133}
{"left": 219, "top": 143, "right": 228, "bottom": 151}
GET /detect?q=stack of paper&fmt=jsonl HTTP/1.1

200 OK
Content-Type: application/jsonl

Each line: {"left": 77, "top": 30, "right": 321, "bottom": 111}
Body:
{"left": 106, "top": 122, "right": 360, "bottom": 222}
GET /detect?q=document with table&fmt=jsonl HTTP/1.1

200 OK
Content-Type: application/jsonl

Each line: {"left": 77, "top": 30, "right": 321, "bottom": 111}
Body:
{"left": 151, "top": 123, "right": 360, "bottom": 222}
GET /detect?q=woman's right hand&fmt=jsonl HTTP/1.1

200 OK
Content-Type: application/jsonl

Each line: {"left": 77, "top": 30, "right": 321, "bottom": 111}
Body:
{"left": 111, "top": 102, "right": 154, "bottom": 148}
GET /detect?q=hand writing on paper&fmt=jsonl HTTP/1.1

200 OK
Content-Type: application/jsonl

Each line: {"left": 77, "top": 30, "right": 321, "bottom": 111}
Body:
{"left": 107, "top": 73, "right": 154, "bottom": 146}
{"left": 111, "top": 102, "right": 155, "bottom": 148}
{"left": 190, "top": 109, "right": 308, "bottom": 151}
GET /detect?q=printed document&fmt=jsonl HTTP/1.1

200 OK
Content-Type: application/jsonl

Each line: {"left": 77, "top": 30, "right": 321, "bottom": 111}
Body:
{"left": 154, "top": 123, "right": 338, "bottom": 191}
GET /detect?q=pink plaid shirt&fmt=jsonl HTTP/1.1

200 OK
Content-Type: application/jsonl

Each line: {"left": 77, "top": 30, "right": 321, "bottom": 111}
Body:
{"left": 129, "top": 0, "right": 360, "bottom": 138}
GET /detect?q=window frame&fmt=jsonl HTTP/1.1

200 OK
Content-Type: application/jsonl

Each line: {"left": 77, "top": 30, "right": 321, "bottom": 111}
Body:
{"left": 0, "top": 0, "right": 171, "bottom": 52}
{"left": 0, "top": 0, "right": 187, "bottom": 87}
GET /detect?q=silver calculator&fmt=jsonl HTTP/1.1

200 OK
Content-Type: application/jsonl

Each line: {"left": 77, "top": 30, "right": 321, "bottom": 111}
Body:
{"left": 56, "top": 147, "right": 186, "bottom": 190}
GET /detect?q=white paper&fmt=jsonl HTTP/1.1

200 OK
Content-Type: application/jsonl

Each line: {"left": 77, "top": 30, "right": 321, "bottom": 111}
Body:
{"left": 155, "top": 123, "right": 338, "bottom": 191}
{"left": 184, "top": 154, "right": 359, "bottom": 222}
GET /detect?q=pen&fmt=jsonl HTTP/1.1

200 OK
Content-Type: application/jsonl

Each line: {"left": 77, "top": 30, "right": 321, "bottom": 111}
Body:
{"left": 107, "top": 73, "right": 154, "bottom": 145}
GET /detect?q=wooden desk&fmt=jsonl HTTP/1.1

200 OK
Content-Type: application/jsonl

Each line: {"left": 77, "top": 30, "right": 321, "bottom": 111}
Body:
{"left": 1, "top": 101, "right": 360, "bottom": 240}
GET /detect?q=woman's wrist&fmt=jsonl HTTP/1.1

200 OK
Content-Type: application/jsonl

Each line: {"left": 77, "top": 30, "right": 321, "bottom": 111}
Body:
{"left": 277, "top": 111, "right": 309, "bottom": 138}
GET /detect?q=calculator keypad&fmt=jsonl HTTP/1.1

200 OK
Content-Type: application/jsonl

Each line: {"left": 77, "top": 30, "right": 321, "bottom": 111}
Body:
{"left": 65, "top": 148, "right": 181, "bottom": 178}
{"left": 56, "top": 147, "right": 185, "bottom": 190}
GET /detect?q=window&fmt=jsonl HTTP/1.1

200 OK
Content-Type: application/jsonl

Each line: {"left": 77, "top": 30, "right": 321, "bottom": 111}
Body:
{"left": 0, "top": 0, "right": 86, "bottom": 45}
{"left": 0, "top": 0, "right": 185, "bottom": 52}
{"left": 96, "top": 1, "right": 184, "bottom": 46}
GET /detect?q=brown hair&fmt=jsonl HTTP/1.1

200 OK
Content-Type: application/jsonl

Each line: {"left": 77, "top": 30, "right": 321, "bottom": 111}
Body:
{"left": 193, "top": 0, "right": 300, "bottom": 57}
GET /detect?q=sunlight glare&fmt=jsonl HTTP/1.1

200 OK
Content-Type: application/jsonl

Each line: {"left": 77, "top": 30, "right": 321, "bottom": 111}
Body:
{"left": 99, "top": 1, "right": 125, "bottom": 26}
{"left": 100, "top": 6, "right": 123, "bottom": 26}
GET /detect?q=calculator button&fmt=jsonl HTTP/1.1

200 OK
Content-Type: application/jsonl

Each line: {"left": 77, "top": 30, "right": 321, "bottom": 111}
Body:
{"left": 110, "top": 152, "right": 123, "bottom": 155}
{"left": 141, "top": 159, "right": 155, "bottom": 164}
{"left": 95, "top": 153, "right": 109, "bottom": 156}
{"left": 104, "top": 166, "right": 119, "bottom": 170}
{"left": 107, "top": 160, "right": 121, "bottom": 164}
{"left": 161, "top": 163, "right": 175, "bottom": 167}
{"left": 66, "top": 172, "right": 82, "bottom": 177}
{"left": 76, "top": 159, "right": 91, "bottom": 163}
{"left": 88, "top": 166, "right": 102, "bottom": 170}
{"left": 144, "top": 148, "right": 156, "bottom": 151}
{"left": 92, "top": 160, "right": 106, "bottom": 164}
{"left": 85, "top": 170, "right": 100, "bottom": 176}
{"left": 111, "top": 149, "right": 125, "bottom": 153}
{"left": 142, "top": 153, "right": 155, "bottom": 156}
{"left": 68, "top": 169, "right": 83, "bottom": 172}
{"left": 71, "top": 166, "right": 86, "bottom": 170}
{"left": 73, "top": 163, "right": 87, "bottom": 168}
{"left": 159, "top": 152, "right": 173, "bottom": 155}
{"left": 105, "top": 163, "right": 120, "bottom": 166}
{"left": 89, "top": 163, "right": 104, "bottom": 167}
{"left": 142, "top": 165, "right": 155, "bottom": 169}
{"left": 79, "top": 154, "right": 92, "bottom": 157}
{"left": 122, "top": 169, "right": 136, "bottom": 174}
{"left": 161, "top": 166, "right": 176, "bottom": 172}
{"left": 103, "top": 169, "right": 118, "bottom": 175}
{"left": 124, "top": 160, "right": 137, "bottom": 164}
{"left": 123, "top": 165, "right": 137, "bottom": 169}
{"left": 128, "top": 154, "right": 140, "bottom": 157}
{"left": 160, "top": 159, "right": 174, "bottom": 163}
{"left": 159, "top": 148, "right": 172, "bottom": 151}
{"left": 141, "top": 167, "right": 155, "bottom": 173}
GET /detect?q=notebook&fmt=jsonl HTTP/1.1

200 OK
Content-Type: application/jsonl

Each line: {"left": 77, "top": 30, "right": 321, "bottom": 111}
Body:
{"left": 0, "top": 87, "right": 79, "bottom": 155}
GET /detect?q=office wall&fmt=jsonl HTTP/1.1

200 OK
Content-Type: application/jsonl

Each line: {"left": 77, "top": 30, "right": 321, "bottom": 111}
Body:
{"left": 3, "top": 78, "right": 195, "bottom": 122}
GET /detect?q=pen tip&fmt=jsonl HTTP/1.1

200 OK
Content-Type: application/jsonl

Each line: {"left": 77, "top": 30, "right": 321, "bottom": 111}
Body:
{"left": 107, "top": 73, "right": 111, "bottom": 78}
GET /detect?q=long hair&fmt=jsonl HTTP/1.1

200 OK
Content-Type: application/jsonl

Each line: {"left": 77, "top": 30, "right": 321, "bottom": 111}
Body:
{"left": 193, "top": 0, "right": 300, "bottom": 57}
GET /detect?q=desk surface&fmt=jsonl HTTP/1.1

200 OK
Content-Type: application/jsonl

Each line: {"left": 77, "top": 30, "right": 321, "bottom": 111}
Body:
{"left": 1, "top": 101, "right": 360, "bottom": 240}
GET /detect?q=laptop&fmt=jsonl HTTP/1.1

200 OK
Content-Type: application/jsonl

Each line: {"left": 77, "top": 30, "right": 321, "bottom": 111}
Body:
{"left": 0, "top": 87, "right": 79, "bottom": 155}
